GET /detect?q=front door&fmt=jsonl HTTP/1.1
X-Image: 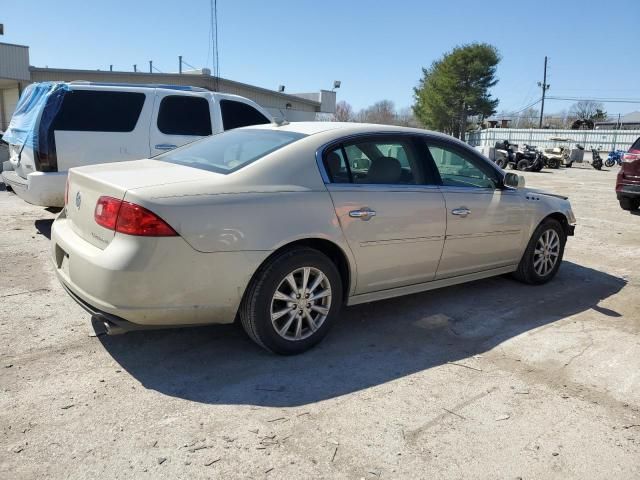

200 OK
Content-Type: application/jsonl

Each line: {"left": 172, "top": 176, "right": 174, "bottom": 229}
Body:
{"left": 323, "top": 135, "right": 447, "bottom": 294}
{"left": 423, "top": 141, "right": 526, "bottom": 279}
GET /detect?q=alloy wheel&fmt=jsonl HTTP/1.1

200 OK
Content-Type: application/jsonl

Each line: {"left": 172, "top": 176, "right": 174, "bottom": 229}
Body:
{"left": 533, "top": 229, "right": 560, "bottom": 276}
{"left": 270, "top": 267, "right": 332, "bottom": 341}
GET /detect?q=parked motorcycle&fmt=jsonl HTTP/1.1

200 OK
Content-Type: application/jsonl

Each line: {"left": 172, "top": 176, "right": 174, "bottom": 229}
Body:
{"left": 591, "top": 147, "right": 603, "bottom": 170}
{"left": 605, "top": 150, "right": 625, "bottom": 168}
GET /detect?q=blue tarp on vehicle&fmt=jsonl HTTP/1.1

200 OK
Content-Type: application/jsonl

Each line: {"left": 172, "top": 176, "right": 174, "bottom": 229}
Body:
{"left": 2, "top": 82, "right": 70, "bottom": 150}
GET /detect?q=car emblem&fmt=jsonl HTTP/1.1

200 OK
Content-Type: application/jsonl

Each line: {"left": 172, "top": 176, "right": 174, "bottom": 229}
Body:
{"left": 75, "top": 192, "right": 82, "bottom": 209}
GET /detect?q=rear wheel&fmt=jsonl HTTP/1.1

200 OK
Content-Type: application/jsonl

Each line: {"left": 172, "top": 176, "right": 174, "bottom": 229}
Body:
{"left": 239, "top": 247, "right": 343, "bottom": 355}
{"left": 605, "top": 159, "right": 615, "bottom": 168}
{"left": 513, "top": 218, "right": 566, "bottom": 285}
{"left": 547, "top": 158, "right": 560, "bottom": 169}
{"left": 495, "top": 157, "right": 508, "bottom": 169}
{"left": 619, "top": 197, "right": 640, "bottom": 211}
{"left": 516, "top": 159, "right": 529, "bottom": 171}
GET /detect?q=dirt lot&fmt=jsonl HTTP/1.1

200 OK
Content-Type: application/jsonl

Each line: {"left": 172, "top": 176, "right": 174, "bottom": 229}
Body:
{"left": 1, "top": 164, "right": 639, "bottom": 479}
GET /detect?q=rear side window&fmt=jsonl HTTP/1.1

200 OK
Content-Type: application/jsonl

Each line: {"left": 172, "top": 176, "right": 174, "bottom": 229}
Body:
{"left": 220, "top": 100, "right": 270, "bottom": 130}
{"left": 52, "top": 90, "right": 145, "bottom": 132}
{"left": 157, "top": 95, "right": 212, "bottom": 136}
{"left": 631, "top": 136, "right": 640, "bottom": 152}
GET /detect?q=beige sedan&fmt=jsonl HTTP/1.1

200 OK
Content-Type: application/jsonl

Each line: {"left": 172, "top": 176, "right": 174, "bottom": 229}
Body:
{"left": 51, "top": 122, "right": 576, "bottom": 354}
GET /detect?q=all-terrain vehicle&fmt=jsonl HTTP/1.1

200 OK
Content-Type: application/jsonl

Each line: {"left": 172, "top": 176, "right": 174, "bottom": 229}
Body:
{"left": 543, "top": 137, "right": 575, "bottom": 169}
{"left": 514, "top": 144, "right": 545, "bottom": 171}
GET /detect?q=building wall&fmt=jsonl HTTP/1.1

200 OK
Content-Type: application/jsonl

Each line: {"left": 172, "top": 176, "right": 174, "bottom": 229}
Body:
{"left": 1, "top": 87, "right": 20, "bottom": 131}
{"left": 0, "top": 43, "right": 30, "bottom": 81}
{"left": 29, "top": 68, "right": 321, "bottom": 119}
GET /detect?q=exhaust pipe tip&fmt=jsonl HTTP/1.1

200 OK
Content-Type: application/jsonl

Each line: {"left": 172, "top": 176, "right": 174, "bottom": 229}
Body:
{"left": 103, "top": 320, "right": 126, "bottom": 336}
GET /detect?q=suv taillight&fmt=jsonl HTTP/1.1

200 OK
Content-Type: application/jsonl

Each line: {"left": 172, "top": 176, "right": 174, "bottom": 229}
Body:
{"left": 622, "top": 153, "right": 640, "bottom": 163}
{"left": 94, "top": 196, "right": 177, "bottom": 237}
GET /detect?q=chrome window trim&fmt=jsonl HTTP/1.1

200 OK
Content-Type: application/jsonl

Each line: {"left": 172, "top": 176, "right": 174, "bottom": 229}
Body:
{"left": 315, "top": 131, "right": 507, "bottom": 188}
{"left": 315, "top": 131, "right": 436, "bottom": 187}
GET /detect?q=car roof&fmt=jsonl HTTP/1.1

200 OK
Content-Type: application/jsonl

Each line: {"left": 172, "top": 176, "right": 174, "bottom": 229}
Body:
{"left": 248, "top": 121, "right": 453, "bottom": 141}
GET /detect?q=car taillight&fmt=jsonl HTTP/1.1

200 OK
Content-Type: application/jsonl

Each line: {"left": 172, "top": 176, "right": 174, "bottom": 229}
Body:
{"left": 64, "top": 177, "right": 69, "bottom": 206}
{"left": 94, "top": 196, "right": 177, "bottom": 237}
{"left": 622, "top": 153, "right": 640, "bottom": 163}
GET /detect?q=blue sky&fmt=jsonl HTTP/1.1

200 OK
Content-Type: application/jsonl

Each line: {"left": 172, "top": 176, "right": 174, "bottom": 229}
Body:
{"left": 4, "top": 0, "right": 639, "bottom": 116}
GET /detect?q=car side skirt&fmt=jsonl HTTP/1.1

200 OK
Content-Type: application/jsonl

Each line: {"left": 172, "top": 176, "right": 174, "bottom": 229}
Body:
{"left": 347, "top": 265, "right": 517, "bottom": 306}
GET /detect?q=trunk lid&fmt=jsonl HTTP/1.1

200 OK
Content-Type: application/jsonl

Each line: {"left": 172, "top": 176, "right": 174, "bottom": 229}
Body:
{"left": 66, "top": 159, "right": 219, "bottom": 249}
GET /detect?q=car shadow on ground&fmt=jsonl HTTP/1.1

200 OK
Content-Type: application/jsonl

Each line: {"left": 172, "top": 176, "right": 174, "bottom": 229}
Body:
{"left": 35, "top": 219, "right": 54, "bottom": 240}
{"left": 97, "top": 261, "right": 625, "bottom": 407}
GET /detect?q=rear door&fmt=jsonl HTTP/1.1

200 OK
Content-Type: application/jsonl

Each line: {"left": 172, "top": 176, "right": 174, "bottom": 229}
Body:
{"left": 149, "top": 91, "right": 214, "bottom": 156}
{"left": 323, "top": 134, "right": 446, "bottom": 294}
{"left": 53, "top": 88, "right": 152, "bottom": 171}
{"left": 422, "top": 138, "right": 526, "bottom": 279}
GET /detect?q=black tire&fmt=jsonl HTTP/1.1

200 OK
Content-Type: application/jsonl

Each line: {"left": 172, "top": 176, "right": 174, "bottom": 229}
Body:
{"left": 605, "top": 159, "right": 615, "bottom": 168}
{"left": 619, "top": 197, "right": 640, "bottom": 211}
{"left": 547, "top": 158, "right": 560, "bottom": 169}
{"left": 495, "top": 157, "right": 507, "bottom": 169}
{"left": 516, "top": 159, "right": 529, "bottom": 171}
{"left": 565, "top": 162, "right": 573, "bottom": 168}
{"left": 239, "top": 247, "right": 343, "bottom": 355}
{"left": 592, "top": 160, "right": 602, "bottom": 170}
{"left": 513, "top": 218, "right": 566, "bottom": 285}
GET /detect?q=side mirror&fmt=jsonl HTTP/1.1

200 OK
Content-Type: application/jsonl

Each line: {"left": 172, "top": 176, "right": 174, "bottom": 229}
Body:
{"left": 504, "top": 172, "right": 525, "bottom": 189}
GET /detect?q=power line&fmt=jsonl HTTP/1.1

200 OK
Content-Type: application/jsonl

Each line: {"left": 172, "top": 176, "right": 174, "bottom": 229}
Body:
{"left": 546, "top": 96, "right": 640, "bottom": 104}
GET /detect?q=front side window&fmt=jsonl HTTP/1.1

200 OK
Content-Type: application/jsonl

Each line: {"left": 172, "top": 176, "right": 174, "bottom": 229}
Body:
{"left": 52, "top": 90, "right": 146, "bottom": 132}
{"left": 427, "top": 144, "right": 498, "bottom": 189}
{"left": 157, "top": 95, "right": 212, "bottom": 136}
{"left": 324, "top": 137, "right": 427, "bottom": 185}
{"left": 220, "top": 100, "right": 271, "bottom": 130}
{"left": 157, "top": 128, "right": 305, "bottom": 174}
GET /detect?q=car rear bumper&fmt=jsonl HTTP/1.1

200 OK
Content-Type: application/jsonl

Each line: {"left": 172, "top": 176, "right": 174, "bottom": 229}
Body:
{"left": 51, "top": 213, "right": 268, "bottom": 327}
{"left": 1, "top": 170, "right": 67, "bottom": 207}
{"left": 617, "top": 184, "right": 640, "bottom": 199}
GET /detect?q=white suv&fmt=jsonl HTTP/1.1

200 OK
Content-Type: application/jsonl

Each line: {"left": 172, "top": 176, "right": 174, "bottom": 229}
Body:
{"left": 2, "top": 82, "right": 273, "bottom": 207}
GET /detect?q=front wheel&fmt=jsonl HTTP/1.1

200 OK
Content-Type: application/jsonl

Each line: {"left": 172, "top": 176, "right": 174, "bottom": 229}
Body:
{"left": 605, "top": 159, "right": 615, "bottom": 168}
{"left": 495, "top": 157, "right": 508, "bottom": 169}
{"left": 239, "top": 247, "right": 343, "bottom": 355}
{"left": 516, "top": 159, "right": 530, "bottom": 171}
{"left": 547, "top": 157, "right": 560, "bottom": 169}
{"left": 513, "top": 219, "right": 566, "bottom": 285}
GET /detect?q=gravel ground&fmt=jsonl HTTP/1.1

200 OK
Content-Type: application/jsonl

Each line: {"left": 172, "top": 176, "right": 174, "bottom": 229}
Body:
{"left": 1, "top": 164, "right": 639, "bottom": 479}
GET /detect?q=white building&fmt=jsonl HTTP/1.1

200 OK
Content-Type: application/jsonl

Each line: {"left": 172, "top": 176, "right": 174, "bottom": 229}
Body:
{"left": 0, "top": 41, "right": 336, "bottom": 131}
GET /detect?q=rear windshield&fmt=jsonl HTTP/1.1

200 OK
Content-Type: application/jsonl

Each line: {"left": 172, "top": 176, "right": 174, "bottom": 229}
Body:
{"left": 631, "top": 137, "right": 640, "bottom": 152}
{"left": 157, "top": 128, "right": 305, "bottom": 174}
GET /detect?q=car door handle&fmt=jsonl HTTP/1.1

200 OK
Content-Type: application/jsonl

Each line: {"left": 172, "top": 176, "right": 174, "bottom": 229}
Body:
{"left": 154, "top": 143, "right": 177, "bottom": 150}
{"left": 349, "top": 208, "right": 376, "bottom": 221}
{"left": 451, "top": 207, "right": 471, "bottom": 217}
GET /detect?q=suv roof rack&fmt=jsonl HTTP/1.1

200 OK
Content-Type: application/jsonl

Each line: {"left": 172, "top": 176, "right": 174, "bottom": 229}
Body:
{"left": 67, "top": 81, "right": 209, "bottom": 92}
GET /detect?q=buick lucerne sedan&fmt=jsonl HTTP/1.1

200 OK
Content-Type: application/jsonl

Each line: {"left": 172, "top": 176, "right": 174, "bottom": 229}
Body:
{"left": 52, "top": 122, "right": 576, "bottom": 354}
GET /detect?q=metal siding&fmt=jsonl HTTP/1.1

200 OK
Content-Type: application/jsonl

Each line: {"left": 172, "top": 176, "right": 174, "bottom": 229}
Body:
{"left": 0, "top": 43, "right": 30, "bottom": 81}
{"left": 467, "top": 128, "right": 640, "bottom": 151}
{"left": 1, "top": 87, "right": 20, "bottom": 130}
{"left": 29, "top": 69, "right": 318, "bottom": 113}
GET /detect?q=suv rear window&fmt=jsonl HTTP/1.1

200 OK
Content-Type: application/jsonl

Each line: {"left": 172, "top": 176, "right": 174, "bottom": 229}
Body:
{"left": 158, "top": 128, "right": 304, "bottom": 174}
{"left": 630, "top": 136, "right": 640, "bottom": 152}
{"left": 157, "top": 95, "right": 212, "bottom": 136}
{"left": 220, "top": 100, "right": 271, "bottom": 130}
{"left": 51, "top": 90, "right": 145, "bottom": 132}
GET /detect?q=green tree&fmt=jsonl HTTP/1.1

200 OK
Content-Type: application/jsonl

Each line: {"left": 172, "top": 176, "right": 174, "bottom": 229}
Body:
{"left": 413, "top": 43, "right": 500, "bottom": 139}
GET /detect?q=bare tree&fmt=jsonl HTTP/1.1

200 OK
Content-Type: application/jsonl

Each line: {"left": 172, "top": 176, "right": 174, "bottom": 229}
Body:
{"left": 358, "top": 100, "right": 397, "bottom": 125}
{"left": 333, "top": 101, "right": 354, "bottom": 122}
{"left": 569, "top": 100, "right": 606, "bottom": 121}
{"left": 515, "top": 108, "right": 540, "bottom": 128}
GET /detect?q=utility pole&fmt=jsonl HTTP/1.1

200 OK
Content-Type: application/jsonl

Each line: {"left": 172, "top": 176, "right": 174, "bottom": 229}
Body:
{"left": 149, "top": 60, "right": 153, "bottom": 73}
{"left": 133, "top": 64, "right": 137, "bottom": 73}
{"left": 538, "top": 56, "right": 550, "bottom": 128}
{"left": 178, "top": 56, "right": 183, "bottom": 74}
